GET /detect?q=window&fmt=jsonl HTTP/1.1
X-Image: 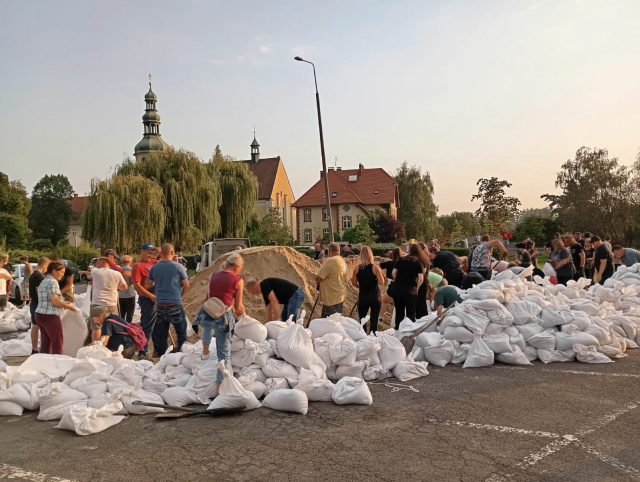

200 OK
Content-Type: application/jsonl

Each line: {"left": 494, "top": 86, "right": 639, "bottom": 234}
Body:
{"left": 323, "top": 228, "right": 330, "bottom": 238}
{"left": 322, "top": 208, "right": 328, "bottom": 221}
{"left": 304, "top": 209, "right": 311, "bottom": 222}
{"left": 332, "top": 192, "right": 337, "bottom": 197}
{"left": 374, "top": 190, "right": 379, "bottom": 194}
{"left": 304, "top": 229, "right": 312, "bottom": 243}
{"left": 282, "top": 207, "right": 287, "bottom": 224}
{"left": 342, "top": 216, "right": 352, "bottom": 230}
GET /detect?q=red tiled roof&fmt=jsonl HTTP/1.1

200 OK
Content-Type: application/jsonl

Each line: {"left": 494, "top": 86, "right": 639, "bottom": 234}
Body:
{"left": 292, "top": 165, "right": 398, "bottom": 208}
{"left": 240, "top": 157, "right": 281, "bottom": 200}
{"left": 68, "top": 196, "right": 88, "bottom": 213}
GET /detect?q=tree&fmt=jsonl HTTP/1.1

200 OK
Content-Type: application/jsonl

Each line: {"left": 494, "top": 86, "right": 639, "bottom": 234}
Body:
{"left": 115, "top": 148, "right": 222, "bottom": 251}
{"left": 542, "top": 147, "right": 640, "bottom": 246}
{"left": 342, "top": 215, "right": 377, "bottom": 245}
{"left": 450, "top": 219, "right": 464, "bottom": 242}
{"left": 511, "top": 208, "right": 562, "bottom": 244}
{"left": 395, "top": 162, "right": 441, "bottom": 240}
{"left": 372, "top": 212, "right": 406, "bottom": 243}
{"left": 207, "top": 147, "right": 258, "bottom": 238}
{"left": 256, "top": 208, "right": 294, "bottom": 246}
{"left": 83, "top": 175, "right": 166, "bottom": 252}
{"left": 28, "top": 174, "right": 75, "bottom": 245}
{"left": 472, "top": 177, "right": 521, "bottom": 232}
{"left": 0, "top": 172, "right": 31, "bottom": 248}
{"left": 438, "top": 211, "right": 480, "bottom": 238}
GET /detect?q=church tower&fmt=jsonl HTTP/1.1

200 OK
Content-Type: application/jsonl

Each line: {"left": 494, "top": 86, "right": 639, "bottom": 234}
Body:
{"left": 250, "top": 132, "right": 260, "bottom": 165}
{"left": 134, "top": 75, "right": 169, "bottom": 161}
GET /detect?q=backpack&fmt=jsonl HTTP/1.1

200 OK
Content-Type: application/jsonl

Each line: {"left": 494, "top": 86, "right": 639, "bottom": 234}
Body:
{"left": 107, "top": 317, "right": 147, "bottom": 352}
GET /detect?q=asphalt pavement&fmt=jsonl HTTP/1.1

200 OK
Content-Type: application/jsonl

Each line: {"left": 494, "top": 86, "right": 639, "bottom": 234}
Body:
{"left": 1, "top": 351, "right": 639, "bottom": 482}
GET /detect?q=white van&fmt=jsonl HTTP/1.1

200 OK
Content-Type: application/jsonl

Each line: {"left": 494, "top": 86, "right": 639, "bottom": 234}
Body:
{"left": 9, "top": 263, "right": 38, "bottom": 301}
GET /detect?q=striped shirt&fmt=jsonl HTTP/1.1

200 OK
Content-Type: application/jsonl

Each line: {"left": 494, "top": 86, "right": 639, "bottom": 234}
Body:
{"left": 36, "top": 276, "right": 63, "bottom": 316}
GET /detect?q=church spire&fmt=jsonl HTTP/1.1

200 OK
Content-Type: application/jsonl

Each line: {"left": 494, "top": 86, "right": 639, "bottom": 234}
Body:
{"left": 134, "top": 74, "right": 169, "bottom": 161}
{"left": 250, "top": 128, "right": 260, "bottom": 164}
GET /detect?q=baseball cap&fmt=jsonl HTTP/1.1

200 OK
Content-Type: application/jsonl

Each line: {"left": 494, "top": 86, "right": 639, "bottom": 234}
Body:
{"left": 104, "top": 249, "right": 119, "bottom": 258}
{"left": 140, "top": 243, "right": 156, "bottom": 251}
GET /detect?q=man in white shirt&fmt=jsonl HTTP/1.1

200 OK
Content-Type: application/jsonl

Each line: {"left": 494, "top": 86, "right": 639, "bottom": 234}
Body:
{"left": 0, "top": 254, "right": 11, "bottom": 311}
{"left": 87, "top": 257, "right": 127, "bottom": 340}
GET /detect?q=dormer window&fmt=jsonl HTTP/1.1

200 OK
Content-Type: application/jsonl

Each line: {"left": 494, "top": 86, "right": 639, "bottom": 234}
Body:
{"left": 332, "top": 192, "right": 337, "bottom": 197}
{"left": 374, "top": 190, "right": 379, "bottom": 194}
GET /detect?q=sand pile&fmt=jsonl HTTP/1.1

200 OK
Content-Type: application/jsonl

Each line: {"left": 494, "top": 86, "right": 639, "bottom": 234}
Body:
{"left": 183, "top": 246, "right": 361, "bottom": 323}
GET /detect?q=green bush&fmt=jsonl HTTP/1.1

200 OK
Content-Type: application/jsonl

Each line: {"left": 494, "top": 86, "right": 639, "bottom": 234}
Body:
{"left": 293, "top": 247, "right": 315, "bottom": 258}
{"left": 31, "top": 238, "right": 54, "bottom": 251}
{"left": 50, "top": 242, "right": 100, "bottom": 270}
{"left": 442, "top": 247, "right": 470, "bottom": 256}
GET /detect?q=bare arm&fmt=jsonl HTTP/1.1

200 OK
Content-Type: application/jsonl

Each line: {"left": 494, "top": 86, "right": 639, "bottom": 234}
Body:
{"left": 416, "top": 273, "right": 424, "bottom": 288}
{"left": 267, "top": 290, "right": 280, "bottom": 317}
{"left": 234, "top": 279, "right": 245, "bottom": 317}
{"left": 181, "top": 278, "right": 189, "bottom": 298}
{"left": 373, "top": 265, "right": 385, "bottom": 285}
{"left": 101, "top": 335, "right": 111, "bottom": 347}
{"left": 0, "top": 272, "right": 11, "bottom": 281}
{"left": 488, "top": 240, "right": 508, "bottom": 256}
{"left": 579, "top": 251, "right": 586, "bottom": 267}
{"left": 60, "top": 276, "right": 73, "bottom": 294}
{"left": 50, "top": 293, "right": 78, "bottom": 312}
{"left": 392, "top": 268, "right": 398, "bottom": 280}
{"left": 133, "top": 281, "right": 156, "bottom": 302}
{"left": 597, "top": 259, "right": 607, "bottom": 281}
{"left": 315, "top": 275, "right": 323, "bottom": 287}
{"left": 351, "top": 265, "right": 359, "bottom": 288}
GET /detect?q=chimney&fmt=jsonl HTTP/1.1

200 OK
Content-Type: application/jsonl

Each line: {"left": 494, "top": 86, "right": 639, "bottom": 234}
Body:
{"left": 74, "top": 194, "right": 78, "bottom": 198}
{"left": 336, "top": 167, "right": 341, "bottom": 170}
{"left": 359, "top": 163, "right": 364, "bottom": 175}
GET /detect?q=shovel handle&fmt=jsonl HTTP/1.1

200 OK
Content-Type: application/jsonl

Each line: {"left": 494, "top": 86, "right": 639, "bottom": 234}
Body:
{"left": 408, "top": 307, "right": 451, "bottom": 339}
{"left": 132, "top": 401, "right": 194, "bottom": 412}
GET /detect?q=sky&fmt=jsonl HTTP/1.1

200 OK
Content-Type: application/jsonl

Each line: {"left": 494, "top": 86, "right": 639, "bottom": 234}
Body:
{"left": 1, "top": 0, "right": 639, "bottom": 215}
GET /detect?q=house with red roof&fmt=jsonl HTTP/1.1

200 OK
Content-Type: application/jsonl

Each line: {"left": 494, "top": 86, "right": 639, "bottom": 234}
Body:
{"left": 66, "top": 194, "right": 88, "bottom": 246}
{"left": 292, "top": 164, "right": 399, "bottom": 245}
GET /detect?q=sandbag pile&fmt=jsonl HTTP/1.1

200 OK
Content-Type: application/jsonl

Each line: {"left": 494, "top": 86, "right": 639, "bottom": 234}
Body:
{"left": 0, "top": 305, "right": 32, "bottom": 334}
{"left": 420, "top": 263, "right": 640, "bottom": 368}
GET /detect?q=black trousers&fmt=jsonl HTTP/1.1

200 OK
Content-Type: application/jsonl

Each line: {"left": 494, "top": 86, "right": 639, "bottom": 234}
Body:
{"left": 416, "top": 282, "right": 428, "bottom": 319}
{"left": 358, "top": 291, "right": 382, "bottom": 334}
{"left": 392, "top": 287, "right": 417, "bottom": 329}
{"left": 557, "top": 275, "right": 572, "bottom": 286}
{"left": 445, "top": 270, "right": 464, "bottom": 288}
{"left": 119, "top": 297, "right": 136, "bottom": 323}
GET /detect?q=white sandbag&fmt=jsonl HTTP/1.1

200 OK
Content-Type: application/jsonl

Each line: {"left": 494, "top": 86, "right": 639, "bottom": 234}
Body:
{"left": 61, "top": 309, "right": 89, "bottom": 358}
{"left": 464, "top": 298, "right": 504, "bottom": 312}
{"left": 569, "top": 299, "right": 601, "bottom": 316}
{"left": 265, "top": 319, "right": 293, "bottom": 340}
{"left": 495, "top": 346, "right": 531, "bottom": 365}
{"left": 230, "top": 337, "right": 245, "bottom": 352}
{"left": 56, "top": 402, "right": 125, "bottom": 435}
{"left": 515, "top": 323, "right": 544, "bottom": 341}
{"left": 233, "top": 315, "right": 268, "bottom": 343}
{"left": 463, "top": 336, "right": 494, "bottom": 368}
{"left": 111, "top": 383, "right": 165, "bottom": 415}
{"left": 542, "top": 262, "right": 557, "bottom": 277}
{"left": 573, "top": 344, "right": 614, "bottom": 364}
{"left": 0, "top": 382, "right": 40, "bottom": 410}
{"left": 161, "top": 387, "right": 210, "bottom": 407}
{"left": 332, "top": 376, "right": 373, "bottom": 405}
{"left": 0, "top": 338, "right": 32, "bottom": 357}
{"left": 268, "top": 339, "right": 281, "bottom": 358}
{"left": 414, "top": 331, "right": 444, "bottom": 348}
{"left": 487, "top": 306, "right": 515, "bottom": 326}
{"left": 482, "top": 333, "right": 512, "bottom": 354}
{"left": 376, "top": 333, "right": 406, "bottom": 371}
{"left": 526, "top": 331, "right": 557, "bottom": 351}
{"left": 451, "top": 342, "right": 470, "bottom": 364}
{"left": 165, "top": 364, "right": 192, "bottom": 379}
{"left": 423, "top": 339, "right": 455, "bottom": 367}
{"left": 0, "top": 318, "right": 18, "bottom": 334}
{"left": 295, "top": 368, "right": 334, "bottom": 402}
{"left": 363, "top": 364, "right": 392, "bottom": 381}
{"left": 454, "top": 305, "right": 490, "bottom": 335}
{"left": 76, "top": 341, "right": 113, "bottom": 360}
{"left": 392, "top": 353, "right": 429, "bottom": 381}
{"left": 155, "top": 350, "right": 185, "bottom": 371}
{"left": 278, "top": 319, "right": 316, "bottom": 369}
{"left": 70, "top": 373, "right": 110, "bottom": 398}
{"left": 0, "top": 401, "right": 24, "bottom": 416}
{"left": 554, "top": 327, "right": 600, "bottom": 351}
{"left": 484, "top": 323, "right": 508, "bottom": 335}
{"left": 355, "top": 337, "right": 381, "bottom": 362}
{"left": 264, "top": 377, "right": 290, "bottom": 396}
{"left": 252, "top": 341, "right": 275, "bottom": 367}
{"left": 329, "top": 334, "right": 358, "bottom": 366}
{"left": 237, "top": 376, "right": 267, "bottom": 400}
{"left": 506, "top": 301, "right": 541, "bottom": 325}
{"left": 238, "top": 364, "right": 268, "bottom": 384}
{"left": 522, "top": 345, "right": 538, "bottom": 362}
{"left": 439, "top": 314, "right": 464, "bottom": 331}
{"left": 167, "top": 374, "right": 192, "bottom": 388}
{"left": 14, "top": 354, "right": 76, "bottom": 380}
{"left": 536, "top": 348, "right": 576, "bottom": 364}
{"left": 467, "top": 289, "right": 505, "bottom": 303}
{"left": 443, "top": 325, "right": 475, "bottom": 343}
{"left": 184, "top": 362, "right": 219, "bottom": 399}
{"left": 261, "top": 358, "right": 300, "bottom": 380}
{"left": 142, "top": 378, "right": 169, "bottom": 396}
{"left": 262, "top": 389, "right": 308, "bottom": 414}
{"left": 308, "top": 317, "right": 346, "bottom": 339}
{"left": 335, "top": 361, "right": 367, "bottom": 379}
{"left": 63, "top": 358, "right": 113, "bottom": 385}
{"left": 207, "top": 361, "right": 261, "bottom": 411}
{"left": 313, "top": 338, "right": 333, "bottom": 369}
{"left": 509, "top": 333, "right": 527, "bottom": 351}
{"left": 584, "top": 324, "right": 612, "bottom": 346}
{"left": 230, "top": 339, "right": 259, "bottom": 368}
{"left": 338, "top": 316, "right": 367, "bottom": 341}
{"left": 38, "top": 383, "right": 89, "bottom": 421}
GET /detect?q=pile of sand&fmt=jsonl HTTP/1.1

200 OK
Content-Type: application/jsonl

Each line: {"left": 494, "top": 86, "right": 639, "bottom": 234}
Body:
{"left": 183, "top": 246, "right": 363, "bottom": 323}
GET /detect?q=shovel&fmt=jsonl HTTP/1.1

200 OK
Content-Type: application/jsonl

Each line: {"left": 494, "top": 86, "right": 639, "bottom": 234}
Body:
{"left": 131, "top": 401, "right": 246, "bottom": 419}
{"left": 399, "top": 308, "right": 451, "bottom": 355}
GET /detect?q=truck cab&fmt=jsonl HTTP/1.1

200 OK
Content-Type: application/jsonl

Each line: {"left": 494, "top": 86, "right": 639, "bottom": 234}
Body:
{"left": 195, "top": 238, "right": 251, "bottom": 273}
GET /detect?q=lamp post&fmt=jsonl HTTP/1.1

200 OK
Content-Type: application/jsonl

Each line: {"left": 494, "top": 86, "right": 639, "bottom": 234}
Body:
{"left": 294, "top": 56, "right": 334, "bottom": 243}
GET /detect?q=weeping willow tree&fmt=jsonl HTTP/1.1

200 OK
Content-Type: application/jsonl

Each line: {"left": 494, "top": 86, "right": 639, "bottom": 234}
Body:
{"left": 208, "top": 146, "right": 258, "bottom": 238}
{"left": 83, "top": 175, "right": 165, "bottom": 252}
{"left": 117, "top": 148, "right": 222, "bottom": 251}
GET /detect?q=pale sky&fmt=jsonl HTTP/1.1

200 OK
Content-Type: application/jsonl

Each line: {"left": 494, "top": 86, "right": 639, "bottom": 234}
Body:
{"left": 1, "top": 0, "right": 639, "bottom": 215}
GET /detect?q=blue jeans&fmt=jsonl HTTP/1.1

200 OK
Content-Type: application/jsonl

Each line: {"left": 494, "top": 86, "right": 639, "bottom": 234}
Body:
{"left": 193, "top": 307, "right": 234, "bottom": 383}
{"left": 138, "top": 296, "right": 157, "bottom": 355}
{"left": 281, "top": 288, "right": 305, "bottom": 321}
{"left": 154, "top": 304, "right": 188, "bottom": 355}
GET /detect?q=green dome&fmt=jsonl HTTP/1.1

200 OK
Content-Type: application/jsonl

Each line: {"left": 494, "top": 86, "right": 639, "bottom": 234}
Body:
{"left": 143, "top": 110, "right": 160, "bottom": 122}
{"left": 145, "top": 86, "right": 157, "bottom": 102}
{"left": 134, "top": 135, "right": 169, "bottom": 154}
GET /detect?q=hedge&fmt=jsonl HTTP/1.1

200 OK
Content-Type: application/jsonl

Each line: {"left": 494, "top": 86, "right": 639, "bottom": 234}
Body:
{"left": 293, "top": 246, "right": 471, "bottom": 259}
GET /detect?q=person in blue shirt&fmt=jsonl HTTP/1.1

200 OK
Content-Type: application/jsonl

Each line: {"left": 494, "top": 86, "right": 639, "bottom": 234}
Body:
{"left": 146, "top": 243, "right": 190, "bottom": 355}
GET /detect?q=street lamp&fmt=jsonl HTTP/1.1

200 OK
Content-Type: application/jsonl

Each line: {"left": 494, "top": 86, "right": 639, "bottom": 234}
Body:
{"left": 294, "top": 56, "right": 334, "bottom": 243}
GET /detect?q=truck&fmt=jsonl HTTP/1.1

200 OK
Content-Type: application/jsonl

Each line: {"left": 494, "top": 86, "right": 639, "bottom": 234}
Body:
{"left": 195, "top": 238, "right": 251, "bottom": 273}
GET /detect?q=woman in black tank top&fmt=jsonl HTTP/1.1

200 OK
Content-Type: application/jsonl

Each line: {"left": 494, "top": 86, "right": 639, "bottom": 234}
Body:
{"left": 351, "top": 247, "right": 384, "bottom": 333}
